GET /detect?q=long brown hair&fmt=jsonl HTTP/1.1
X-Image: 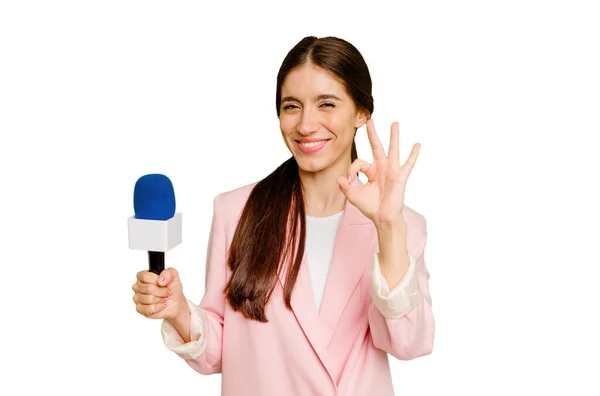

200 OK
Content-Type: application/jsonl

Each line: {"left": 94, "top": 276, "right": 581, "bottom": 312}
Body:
{"left": 224, "top": 36, "right": 374, "bottom": 322}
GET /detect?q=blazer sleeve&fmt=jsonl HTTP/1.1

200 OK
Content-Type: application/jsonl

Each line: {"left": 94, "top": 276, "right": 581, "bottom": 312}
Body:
{"left": 160, "top": 194, "right": 228, "bottom": 374}
{"left": 367, "top": 216, "right": 435, "bottom": 360}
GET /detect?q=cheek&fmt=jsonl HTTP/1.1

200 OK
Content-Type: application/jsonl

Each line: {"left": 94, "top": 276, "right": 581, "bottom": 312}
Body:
{"left": 279, "top": 115, "right": 296, "bottom": 135}
{"left": 322, "top": 114, "right": 354, "bottom": 141}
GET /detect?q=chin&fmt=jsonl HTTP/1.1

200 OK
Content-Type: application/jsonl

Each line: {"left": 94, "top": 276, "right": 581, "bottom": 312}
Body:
{"left": 295, "top": 156, "right": 330, "bottom": 173}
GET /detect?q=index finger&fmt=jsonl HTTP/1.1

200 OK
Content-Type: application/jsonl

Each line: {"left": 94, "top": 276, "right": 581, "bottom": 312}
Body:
{"left": 137, "top": 270, "right": 159, "bottom": 285}
{"left": 366, "top": 119, "right": 386, "bottom": 162}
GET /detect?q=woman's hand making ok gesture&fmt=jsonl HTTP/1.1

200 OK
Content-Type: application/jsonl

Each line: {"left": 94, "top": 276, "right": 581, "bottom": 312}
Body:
{"left": 337, "top": 119, "right": 420, "bottom": 228}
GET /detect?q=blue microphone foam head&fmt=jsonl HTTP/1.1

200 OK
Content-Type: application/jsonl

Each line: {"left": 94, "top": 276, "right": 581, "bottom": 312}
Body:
{"left": 134, "top": 174, "right": 176, "bottom": 220}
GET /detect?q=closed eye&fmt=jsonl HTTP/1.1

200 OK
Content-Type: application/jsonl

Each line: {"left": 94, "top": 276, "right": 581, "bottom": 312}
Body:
{"left": 282, "top": 102, "right": 335, "bottom": 110}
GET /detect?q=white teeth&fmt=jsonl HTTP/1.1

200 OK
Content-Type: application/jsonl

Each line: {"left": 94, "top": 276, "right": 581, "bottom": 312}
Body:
{"left": 299, "top": 141, "right": 327, "bottom": 148}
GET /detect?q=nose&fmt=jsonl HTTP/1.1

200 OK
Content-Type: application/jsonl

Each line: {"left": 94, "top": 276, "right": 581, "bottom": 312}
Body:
{"left": 297, "top": 108, "right": 319, "bottom": 135}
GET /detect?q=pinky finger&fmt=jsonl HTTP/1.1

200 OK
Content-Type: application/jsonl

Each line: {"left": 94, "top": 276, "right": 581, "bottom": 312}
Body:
{"left": 140, "top": 301, "right": 167, "bottom": 318}
{"left": 403, "top": 143, "right": 421, "bottom": 176}
{"left": 148, "top": 299, "right": 170, "bottom": 319}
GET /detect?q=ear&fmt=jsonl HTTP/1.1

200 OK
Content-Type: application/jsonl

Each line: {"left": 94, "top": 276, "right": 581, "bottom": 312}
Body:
{"left": 354, "top": 109, "right": 369, "bottom": 129}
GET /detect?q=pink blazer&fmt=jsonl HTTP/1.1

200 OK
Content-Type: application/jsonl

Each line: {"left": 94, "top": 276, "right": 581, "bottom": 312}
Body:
{"left": 161, "top": 178, "right": 435, "bottom": 395}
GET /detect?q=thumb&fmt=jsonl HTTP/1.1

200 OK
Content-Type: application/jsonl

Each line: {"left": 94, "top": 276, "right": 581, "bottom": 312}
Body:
{"left": 157, "top": 267, "right": 181, "bottom": 288}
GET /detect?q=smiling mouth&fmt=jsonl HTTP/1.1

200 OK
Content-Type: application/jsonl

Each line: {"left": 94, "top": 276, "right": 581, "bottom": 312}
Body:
{"left": 296, "top": 139, "right": 330, "bottom": 148}
{"left": 295, "top": 139, "right": 330, "bottom": 154}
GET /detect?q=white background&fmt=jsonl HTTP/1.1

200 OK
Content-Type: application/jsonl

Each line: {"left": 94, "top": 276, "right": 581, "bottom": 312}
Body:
{"left": 1, "top": 0, "right": 599, "bottom": 395}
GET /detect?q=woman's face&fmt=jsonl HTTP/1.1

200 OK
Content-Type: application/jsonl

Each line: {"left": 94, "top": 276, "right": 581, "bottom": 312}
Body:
{"left": 279, "top": 62, "right": 366, "bottom": 174}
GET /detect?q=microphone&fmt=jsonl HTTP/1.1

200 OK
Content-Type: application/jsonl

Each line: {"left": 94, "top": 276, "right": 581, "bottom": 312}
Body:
{"left": 128, "top": 174, "right": 182, "bottom": 275}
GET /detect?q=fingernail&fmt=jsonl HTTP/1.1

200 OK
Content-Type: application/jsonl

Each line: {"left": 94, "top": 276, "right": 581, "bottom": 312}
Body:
{"left": 160, "top": 277, "right": 166, "bottom": 285}
{"left": 165, "top": 293, "right": 169, "bottom": 299}
{"left": 163, "top": 301, "right": 167, "bottom": 307}
{"left": 348, "top": 175, "right": 352, "bottom": 182}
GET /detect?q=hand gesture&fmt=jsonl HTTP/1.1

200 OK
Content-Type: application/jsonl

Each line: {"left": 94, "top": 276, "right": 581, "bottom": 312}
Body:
{"left": 337, "top": 119, "right": 420, "bottom": 227}
{"left": 132, "top": 267, "right": 187, "bottom": 320}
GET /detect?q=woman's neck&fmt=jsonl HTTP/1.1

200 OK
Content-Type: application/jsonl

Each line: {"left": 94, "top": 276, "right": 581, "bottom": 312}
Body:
{"left": 299, "top": 159, "right": 349, "bottom": 218}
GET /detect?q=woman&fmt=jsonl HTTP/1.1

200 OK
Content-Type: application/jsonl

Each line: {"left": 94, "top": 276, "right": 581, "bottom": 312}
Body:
{"left": 132, "top": 35, "right": 434, "bottom": 396}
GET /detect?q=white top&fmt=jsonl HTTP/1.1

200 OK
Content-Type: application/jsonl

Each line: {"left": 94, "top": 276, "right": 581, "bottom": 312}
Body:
{"left": 305, "top": 211, "right": 344, "bottom": 311}
{"left": 160, "top": 213, "right": 423, "bottom": 360}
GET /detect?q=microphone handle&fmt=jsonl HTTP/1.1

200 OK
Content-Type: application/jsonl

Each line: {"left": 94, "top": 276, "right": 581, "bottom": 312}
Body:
{"left": 148, "top": 251, "right": 165, "bottom": 275}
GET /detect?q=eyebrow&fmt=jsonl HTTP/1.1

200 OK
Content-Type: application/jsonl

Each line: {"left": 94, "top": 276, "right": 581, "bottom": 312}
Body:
{"left": 281, "top": 94, "right": 343, "bottom": 103}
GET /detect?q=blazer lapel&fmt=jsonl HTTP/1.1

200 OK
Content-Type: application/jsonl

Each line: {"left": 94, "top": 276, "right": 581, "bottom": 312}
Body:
{"left": 318, "top": 178, "right": 375, "bottom": 345}
{"left": 276, "top": 178, "right": 374, "bottom": 377}
{"left": 277, "top": 228, "right": 328, "bottom": 369}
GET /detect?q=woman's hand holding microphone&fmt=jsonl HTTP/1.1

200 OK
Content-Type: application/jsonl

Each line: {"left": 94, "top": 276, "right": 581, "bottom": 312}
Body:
{"left": 132, "top": 267, "right": 192, "bottom": 343}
